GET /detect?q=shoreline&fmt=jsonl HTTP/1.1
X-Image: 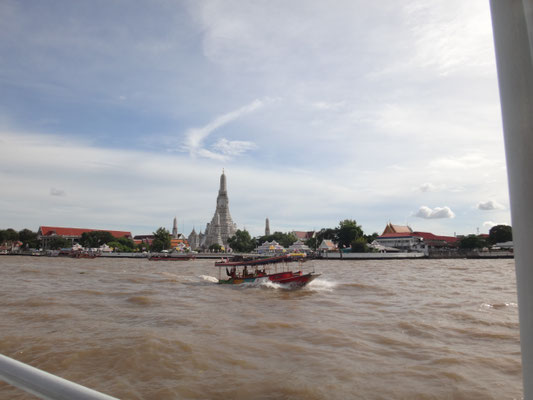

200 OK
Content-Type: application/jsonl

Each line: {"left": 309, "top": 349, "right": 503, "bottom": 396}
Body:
{"left": 0, "top": 252, "right": 514, "bottom": 260}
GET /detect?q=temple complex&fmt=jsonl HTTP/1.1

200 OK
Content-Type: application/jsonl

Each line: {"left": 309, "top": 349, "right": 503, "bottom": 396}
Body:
{"left": 200, "top": 170, "right": 238, "bottom": 249}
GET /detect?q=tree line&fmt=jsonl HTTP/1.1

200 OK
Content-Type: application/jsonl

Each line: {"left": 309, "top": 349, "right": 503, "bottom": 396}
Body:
{"left": 458, "top": 225, "right": 512, "bottom": 249}
{"left": 1, "top": 223, "right": 513, "bottom": 253}
{"left": 226, "top": 221, "right": 514, "bottom": 253}
{"left": 0, "top": 228, "right": 162, "bottom": 252}
{"left": 226, "top": 219, "right": 378, "bottom": 253}
{"left": 0, "top": 228, "right": 40, "bottom": 249}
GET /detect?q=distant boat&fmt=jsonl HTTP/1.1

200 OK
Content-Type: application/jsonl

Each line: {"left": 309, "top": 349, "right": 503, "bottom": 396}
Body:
{"left": 215, "top": 254, "right": 319, "bottom": 288}
{"left": 149, "top": 254, "right": 195, "bottom": 261}
{"left": 70, "top": 252, "right": 98, "bottom": 259}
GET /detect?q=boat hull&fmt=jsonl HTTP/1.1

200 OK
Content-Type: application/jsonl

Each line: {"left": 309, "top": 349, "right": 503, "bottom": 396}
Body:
{"left": 218, "top": 272, "right": 320, "bottom": 288}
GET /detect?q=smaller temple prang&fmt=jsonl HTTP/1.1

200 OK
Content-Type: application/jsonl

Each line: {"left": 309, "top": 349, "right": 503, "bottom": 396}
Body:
{"left": 172, "top": 217, "right": 178, "bottom": 239}
{"left": 188, "top": 226, "right": 200, "bottom": 250}
{"left": 265, "top": 217, "right": 271, "bottom": 236}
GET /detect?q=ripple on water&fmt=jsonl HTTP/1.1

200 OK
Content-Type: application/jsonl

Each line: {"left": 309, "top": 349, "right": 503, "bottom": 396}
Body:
{"left": 0, "top": 257, "right": 522, "bottom": 400}
{"left": 450, "top": 310, "right": 519, "bottom": 330}
{"left": 126, "top": 296, "right": 154, "bottom": 306}
{"left": 397, "top": 320, "right": 439, "bottom": 340}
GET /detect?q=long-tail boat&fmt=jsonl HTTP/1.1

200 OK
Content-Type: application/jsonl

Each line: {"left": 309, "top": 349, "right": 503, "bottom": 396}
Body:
{"left": 214, "top": 253, "right": 320, "bottom": 288}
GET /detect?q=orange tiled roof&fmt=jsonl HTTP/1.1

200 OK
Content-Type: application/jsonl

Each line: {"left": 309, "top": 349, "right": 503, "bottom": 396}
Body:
{"left": 378, "top": 231, "right": 458, "bottom": 244}
{"left": 382, "top": 223, "right": 413, "bottom": 235}
{"left": 38, "top": 226, "right": 132, "bottom": 239}
{"left": 293, "top": 231, "right": 315, "bottom": 240}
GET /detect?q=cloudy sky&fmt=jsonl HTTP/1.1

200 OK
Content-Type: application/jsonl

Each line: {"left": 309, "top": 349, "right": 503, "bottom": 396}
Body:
{"left": 0, "top": 0, "right": 511, "bottom": 237}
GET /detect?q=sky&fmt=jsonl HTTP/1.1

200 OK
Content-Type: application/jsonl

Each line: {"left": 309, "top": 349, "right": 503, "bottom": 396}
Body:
{"left": 0, "top": 0, "right": 511, "bottom": 238}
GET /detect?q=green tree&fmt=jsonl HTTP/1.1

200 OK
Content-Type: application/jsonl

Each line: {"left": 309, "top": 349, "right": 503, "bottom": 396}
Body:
{"left": 107, "top": 237, "right": 135, "bottom": 252}
{"left": 107, "top": 238, "right": 133, "bottom": 252}
{"left": 18, "top": 229, "right": 39, "bottom": 248}
{"left": 257, "top": 231, "right": 297, "bottom": 248}
{"left": 136, "top": 242, "right": 149, "bottom": 252}
{"left": 351, "top": 237, "right": 370, "bottom": 253}
{"left": 489, "top": 225, "right": 512, "bottom": 245}
{"left": 306, "top": 228, "right": 338, "bottom": 250}
{"left": 209, "top": 243, "right": 222, "bottom": 252}
{"left": 116, "top": 236, "right": 135, "bottom": 251}
{"left": 335, "top": 219, "right": 364, "bottom": 248}
{"left": 151, "top": 227, "right": 171, "bottom": 252}
{"left": 228, "top": 229, "right": 256, "bottom": 252}
{"left": 48, "top": 236, "right": 70, "bottom": 250}
{"left": 4, "top": 228, "right": 19, "bottom": 242}
{"left": 364, "top": 232, "right": 379, "bottom": 244}
{"left": 80, "top": 231, "right": 115, "bottom": 248}
{"left": 459, "top": 235, "right": 487, "bottom": 250}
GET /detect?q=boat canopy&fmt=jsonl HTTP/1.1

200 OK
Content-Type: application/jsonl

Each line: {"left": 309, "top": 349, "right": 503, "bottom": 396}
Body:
{"left": 215, "top": 254, "right": 304, "bottom": 267}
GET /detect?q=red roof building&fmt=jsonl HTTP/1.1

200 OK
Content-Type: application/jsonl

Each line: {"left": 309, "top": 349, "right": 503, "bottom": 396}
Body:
{"left": 39, "top": 226, "right": 132, "bottom": 239}
{"left": 376, "top": 231, "right": 458, "bottom": 252}
{"left": 38, "top": 226, "right": 132, "bottom": 249}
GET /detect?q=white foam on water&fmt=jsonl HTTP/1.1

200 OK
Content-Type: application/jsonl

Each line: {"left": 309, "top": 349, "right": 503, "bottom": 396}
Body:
{"left": 199, "top": 275, "right": 219, "bottom": 283}
{"left": 481, "top": 301, "right": 518, "bottom": 310}
{"left": 258, "top": 280, "right": 282, "bottom": 289}
{"left": 307, "top": 278, "right": 337, "bottom": 292}
{"left": 241, "top": 277, "right": 282, "bottom": 289}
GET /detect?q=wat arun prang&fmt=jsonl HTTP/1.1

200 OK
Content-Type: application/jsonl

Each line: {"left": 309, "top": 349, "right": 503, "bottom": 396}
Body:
{"left": 199, "top": 170, "right": 238, "bottom": 250}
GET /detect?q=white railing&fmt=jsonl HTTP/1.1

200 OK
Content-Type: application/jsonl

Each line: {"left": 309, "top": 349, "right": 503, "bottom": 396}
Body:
{"left": 0, "top": 354, "right": 118, "bottom": 400}
{"left": 490, "top": 0, "right": 533, "bottom": 398}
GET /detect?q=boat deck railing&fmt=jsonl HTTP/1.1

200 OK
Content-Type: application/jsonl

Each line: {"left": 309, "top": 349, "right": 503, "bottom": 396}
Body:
{"left": 0, "top": 353, "right": 118, "bottom": 400}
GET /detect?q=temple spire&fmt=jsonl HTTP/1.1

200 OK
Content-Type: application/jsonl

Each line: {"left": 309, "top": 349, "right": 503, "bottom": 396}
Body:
{"left": 265, "top": 217, "right": 271, "bottom": 236}
{"left": 172, "top": 217, "right": 178, "bottom": 239}
{"left": 202, "top": 171, "right": 237, "bottom": 249}
{"left": 219, "top": 169, "right": 227, "bottom": 194}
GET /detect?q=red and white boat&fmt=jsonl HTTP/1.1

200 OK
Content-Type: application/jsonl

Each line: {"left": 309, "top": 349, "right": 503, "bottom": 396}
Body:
{"left": 215, "top": 254, "right": 319, "bottom": 288}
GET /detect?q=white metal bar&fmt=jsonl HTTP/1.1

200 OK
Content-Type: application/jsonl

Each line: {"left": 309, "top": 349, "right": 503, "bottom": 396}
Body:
{"left": 490, "top": 0, "right": 533, "bottom": 398}
{"left": 0, "top": 354, "right": 118, "bottom": 400}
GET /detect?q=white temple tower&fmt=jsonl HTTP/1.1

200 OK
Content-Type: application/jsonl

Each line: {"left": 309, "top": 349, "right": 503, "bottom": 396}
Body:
{"left": 202, "top": 170, "right": 238, "bottom": 248}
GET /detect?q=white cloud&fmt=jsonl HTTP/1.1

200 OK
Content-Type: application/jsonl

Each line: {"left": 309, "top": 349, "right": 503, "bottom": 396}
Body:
{"left": 312, "top": 101, "right": 347, "bottom": 111}
{"left": 404, "top": 1, "right": 494, "bottom": 75}
{"left": 182, "top": 99, "right": 263, "bottom": 160}
{"left": 428, "top": 152, "right": 493, "bottom": 170}
{"left": 212, "top": 138, "right": 257, "bottom": 157}
{"left": 0, "top": 130, "right": 380, "bottom": 236}
{"left": 419, "top": 183, "right": 436, "bottom": 192}
{"left": 483, "top": 221, "right": 508, "bottom": 229}
{"left": 0, "top": 1, "right": 513, "bottom": 238}
{"left": 50, "top": 187, "right": 66, "bottom": 197}
{"left": 414, "top": 206, "right": 455, "bottom": 219}
{"left": 477, "top": 200, "right": 505, "bottom": 211}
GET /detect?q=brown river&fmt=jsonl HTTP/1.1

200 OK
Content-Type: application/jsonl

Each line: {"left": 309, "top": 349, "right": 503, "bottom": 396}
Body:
{"left": 0, "top": 256, "right": 522, "bottom": 399}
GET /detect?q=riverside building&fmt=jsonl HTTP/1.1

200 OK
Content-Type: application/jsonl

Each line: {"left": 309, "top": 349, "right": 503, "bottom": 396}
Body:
{"left": 38, "top": 226, "right": 132, "bottom": 249}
